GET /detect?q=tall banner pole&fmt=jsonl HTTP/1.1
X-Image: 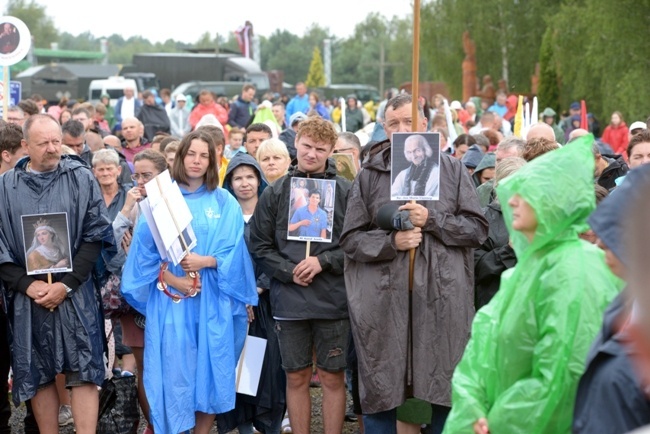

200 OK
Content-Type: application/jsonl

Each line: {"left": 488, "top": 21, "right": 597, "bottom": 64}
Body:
{"left": 406, "top": 0, "right": 421, "bottom": 398}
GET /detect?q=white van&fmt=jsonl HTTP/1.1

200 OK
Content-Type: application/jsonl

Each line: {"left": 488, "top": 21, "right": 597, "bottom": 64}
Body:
{"left": 88, "top": 77, "right": 138, "bottom": 107}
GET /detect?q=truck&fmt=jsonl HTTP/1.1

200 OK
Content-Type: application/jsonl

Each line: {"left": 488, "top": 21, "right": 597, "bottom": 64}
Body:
{"left": 120, "top": 52, "right": 270, "bottom": 96}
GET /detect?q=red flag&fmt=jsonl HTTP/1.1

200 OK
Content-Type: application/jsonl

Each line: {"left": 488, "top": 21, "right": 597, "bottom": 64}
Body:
{"left": 580, "top": 100, "right": 588, "bottom": 130}
{"left": 234, "top": 21, "right": 253, "bottom": 58}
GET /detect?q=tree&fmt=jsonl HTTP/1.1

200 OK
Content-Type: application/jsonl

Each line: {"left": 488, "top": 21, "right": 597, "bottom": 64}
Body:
{"left": 305, "top": 47, "right": 325, "bottom": 88}
{"left": 537, "top": 28, "right": 560, "bottom": 115}
{"left": 5, "top": 0, "right": 58, "bottom": 48}
{"left": 550, "top": 0, "right": 650, "bottom": 124}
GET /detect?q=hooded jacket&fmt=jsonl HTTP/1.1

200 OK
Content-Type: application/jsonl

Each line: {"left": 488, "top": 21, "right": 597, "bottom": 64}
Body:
{"left": 461, "top": 144, "right": 484, "bottom": 169}
{"left": 0, "top": 155, "right": 112, "bottom": 404}
{"left": 249, "top": 159, "right": 351, "bottom": 319}
{"left": 219, "top": 153, "right": 287, "bottom": 431}
{"left": 473, "top": 201, "right": 516, "bottom": 309}
{"left": 443, "top": 135, "right": 622, "bottom": 434}
{"left": 471, "top": 152, "right": 495, "bottom": 187}
{"left": 601, "top": 122, "right": 629, "bottom": 157}
{"left": 573, "top": 164, "right": 650, "bottom": 434}
{"left": 597, "top": 153, "right": 628, "bottom": 191}
{"left": 340, "top": 139, "right": 488, "bottom": 413}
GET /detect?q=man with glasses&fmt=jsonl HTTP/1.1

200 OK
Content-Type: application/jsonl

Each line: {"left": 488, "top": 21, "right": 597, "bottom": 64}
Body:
{"left": 5, "top": 105, "right": 25, "bottom": 126}
{"left": 334, "top": 132, "right": 362, "bottom": 171}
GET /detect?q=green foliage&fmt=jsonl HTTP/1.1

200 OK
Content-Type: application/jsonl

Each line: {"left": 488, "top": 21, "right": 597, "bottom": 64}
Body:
{"left": 305, "top": 47, "right": 325, "bottom": 88}
{"left": 4, "top": 0, "right": 648, "bottom": 123}
{"left": 537, "top": 28, "right": 560, "bottom": 114}
{"left": 550, "top": 0, "right": 650, "bottom": 123}
{"left": 5, "top": 0, "right": 58, "bottom": 48}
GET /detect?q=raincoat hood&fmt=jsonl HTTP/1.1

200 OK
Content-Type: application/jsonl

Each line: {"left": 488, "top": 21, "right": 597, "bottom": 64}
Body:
{"left": 461, "top": 144, "right": 484, "bottom": 169}
{"left": 497, "top": 134, "right": 595, "bottom": 260}
{"left": 588, "top": 163, "right": 650, "bottom": 266}
{"left": 222, "top": 152, "right": 268, "bottom": 198}
{"left": 361, "top": 139, "right": 391, "bottom": 173}
{"left": 474, "top": 152, "right": 495, "bottom": 173}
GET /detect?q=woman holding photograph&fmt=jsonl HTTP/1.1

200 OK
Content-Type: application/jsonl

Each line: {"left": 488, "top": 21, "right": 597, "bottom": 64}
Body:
{"left": 121, "top": 129, "right": 258, "bottom": 434}
{"left": 26, "top": 220, "right": 69, "bottom": 271}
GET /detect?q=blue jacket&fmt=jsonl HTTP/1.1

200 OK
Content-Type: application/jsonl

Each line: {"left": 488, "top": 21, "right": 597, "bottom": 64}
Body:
{"left": 228, "top": 96, "right": 257, "bottom": 129}
{"left": 114, "top": 96, "right": 143, "bottom": 124}
{"left": 573, "top": 164, "right": 650, "bottom": 433}
{"left": 285, "top": 94, "right": 309, "bottom": 125}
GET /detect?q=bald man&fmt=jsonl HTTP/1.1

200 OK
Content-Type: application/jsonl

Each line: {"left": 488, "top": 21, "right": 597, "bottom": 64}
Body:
{"left": 569, "top": 128, "right": 589, "bottom": 141}
{"left": 526, "top": 122, "right": 556, "bottom": 143}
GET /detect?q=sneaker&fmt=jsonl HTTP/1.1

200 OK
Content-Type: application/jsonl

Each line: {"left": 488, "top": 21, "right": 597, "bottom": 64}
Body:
{"left": 58, "top": 404, "right": 73, "bottom": 426}
{"left": 345, "top": 403, "right": 358, "bottom": 422}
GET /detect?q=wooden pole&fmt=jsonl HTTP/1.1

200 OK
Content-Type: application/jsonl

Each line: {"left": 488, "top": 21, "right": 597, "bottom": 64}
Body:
{"left": 305, "top": 240, "right": 310, "bottom": 260}
{"left": 409, "top": 0, "right": 421, "bottom": 293}
{"left": 406, "top": 0, "right": 421, "bottom": 398}
{"left": 48, "top": 273, "right": 53, "bottom": 312}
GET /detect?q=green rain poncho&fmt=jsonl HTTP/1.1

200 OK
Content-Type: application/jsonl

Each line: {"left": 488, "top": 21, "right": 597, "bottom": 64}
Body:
{"left": 443, "top": 135, "right": 622, "bottom": 434}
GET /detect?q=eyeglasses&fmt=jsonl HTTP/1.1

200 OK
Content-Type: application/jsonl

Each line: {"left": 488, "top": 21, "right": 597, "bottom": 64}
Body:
{"left": 334, "top": 147, "right": 355, "bottom": 153}
{"left": 131, "top": 172, "right": 154, "bottom": 182}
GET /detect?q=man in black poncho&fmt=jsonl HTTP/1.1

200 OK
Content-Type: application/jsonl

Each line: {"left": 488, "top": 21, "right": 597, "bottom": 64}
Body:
{"left": 0, "top": 114, "right": 111, "bottom": 434}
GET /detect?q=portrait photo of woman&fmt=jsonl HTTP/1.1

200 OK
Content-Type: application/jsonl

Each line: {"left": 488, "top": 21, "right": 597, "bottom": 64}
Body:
{"left": 22, "top": 213, "right": 72, "bottom": 274}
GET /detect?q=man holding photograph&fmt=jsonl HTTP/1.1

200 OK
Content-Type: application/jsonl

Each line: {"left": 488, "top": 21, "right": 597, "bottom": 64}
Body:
{"left": 0, "top": 114, "right": 111, "bottom": 434}
{"left": 340, "top": 94, "right": 488, "bottom": 434}
{"left": 250, "top": 116, "right": 351, "bottom": 434}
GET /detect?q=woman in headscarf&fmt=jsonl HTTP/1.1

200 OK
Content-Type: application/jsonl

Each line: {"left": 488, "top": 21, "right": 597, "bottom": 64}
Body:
{"left": 26, "top": 221, "right": 69, "bottom": 272}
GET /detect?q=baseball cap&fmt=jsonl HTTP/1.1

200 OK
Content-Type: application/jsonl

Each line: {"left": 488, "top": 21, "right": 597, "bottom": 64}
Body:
{"left": 570, "top": 102, "right": 580, "bottom": 111}
{"left": 630, "top": 121, "right": 647, "bottom": 132}
{"left": 450, "top": 100, "right": 462, "bottom": 110}
{"left": 175, "top": 93, "right": 187, "bottom": 102}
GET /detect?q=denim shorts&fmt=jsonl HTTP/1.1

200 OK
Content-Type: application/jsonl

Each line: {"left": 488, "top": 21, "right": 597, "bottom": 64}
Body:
{"left": 38, "top": 371, "right": 87, "bottom": 390}
{"left": 274, "top": 318, "right": 349, "bottom": 373}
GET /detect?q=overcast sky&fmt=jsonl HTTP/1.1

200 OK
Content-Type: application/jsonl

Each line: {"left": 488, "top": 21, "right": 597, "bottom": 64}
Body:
{"left": 7, "top": 1, "right": 414, "bottom": 44}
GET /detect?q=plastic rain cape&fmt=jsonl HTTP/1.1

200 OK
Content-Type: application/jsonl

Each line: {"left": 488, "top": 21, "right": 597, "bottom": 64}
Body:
{"left": 443, "top": 135, "right": 623, "bottom": 434}
{"left": 121, "top": 185, "right": 258, "bottom": 434}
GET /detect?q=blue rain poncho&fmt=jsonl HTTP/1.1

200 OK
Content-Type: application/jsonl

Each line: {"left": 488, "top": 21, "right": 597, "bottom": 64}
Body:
{"left": 121, "top": 184, "right": 258, "bottom": 434}
{"left": 443, "top": 135, "right": 623, "bottom": 434}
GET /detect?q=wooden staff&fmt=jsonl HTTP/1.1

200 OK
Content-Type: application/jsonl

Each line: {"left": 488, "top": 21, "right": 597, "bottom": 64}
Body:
{"left": 406, "top": 0, "right": 421, "bottom": 398}
{"left": 305, "top": 240, "right": 310, "bottom": 260}
{"left": 48, "top": 273, "right": 53, "bottom": 312}
{"left": 409, "top": 0, "right": 421, "bottom": 293}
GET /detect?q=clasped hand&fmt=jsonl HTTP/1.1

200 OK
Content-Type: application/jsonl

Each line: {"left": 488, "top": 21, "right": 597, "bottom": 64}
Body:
{"left": 293, "top": 256, "right": 322, "bottom": 287}
{"left": 26, "top": 281, "right": 67, "bottom": 310}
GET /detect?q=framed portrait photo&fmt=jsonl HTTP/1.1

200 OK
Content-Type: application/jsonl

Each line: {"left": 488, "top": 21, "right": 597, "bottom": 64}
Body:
{"left": 287, "top": 177, "right": 336, "bottom": 243}
{"left": 390, "top": 132, "right": 441, "bottom": 201}
{"left": 21, "top": 212, "right": 73, "bottom": 275}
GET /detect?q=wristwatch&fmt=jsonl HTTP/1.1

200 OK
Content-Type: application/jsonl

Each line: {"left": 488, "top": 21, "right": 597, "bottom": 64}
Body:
{"left": 63, "top": 283, "right": 73, "bottom": 297}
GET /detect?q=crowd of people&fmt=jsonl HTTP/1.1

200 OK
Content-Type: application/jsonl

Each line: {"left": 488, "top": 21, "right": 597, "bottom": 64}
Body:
{"left": 0, "top": 80, "right": 649, "bottom": 434}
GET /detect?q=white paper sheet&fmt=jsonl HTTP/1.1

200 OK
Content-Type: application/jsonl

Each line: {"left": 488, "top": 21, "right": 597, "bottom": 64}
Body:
{"left": 235, "top": 335, "right": 267, "bottom": 396}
